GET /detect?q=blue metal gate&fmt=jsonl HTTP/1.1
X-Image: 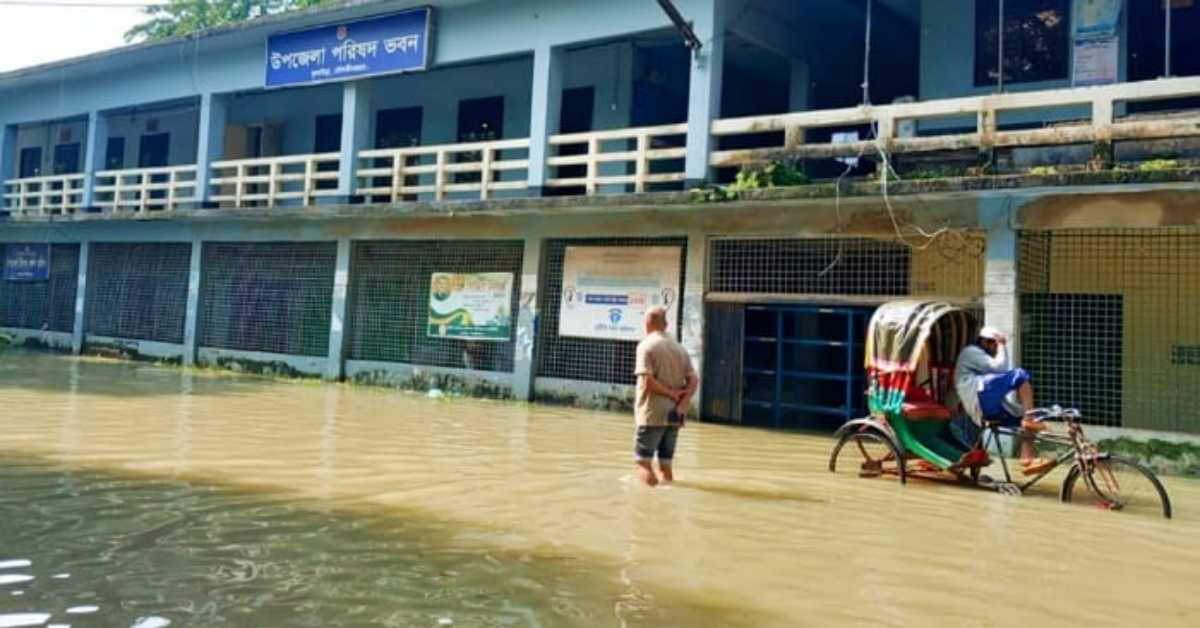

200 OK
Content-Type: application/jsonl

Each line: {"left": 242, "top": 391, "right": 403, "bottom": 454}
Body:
{"left": 741, "top": 305, "right": 872, "bottom": 429}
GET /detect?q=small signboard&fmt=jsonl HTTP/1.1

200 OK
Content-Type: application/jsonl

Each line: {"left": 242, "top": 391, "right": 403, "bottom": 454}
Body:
{"left": 558, "top": 246, "right": 681, "bottom": 341}
{"left": 265, "top": 7, "right": 432, "bottom": 88}
{"left": 1073, "top": 0, "right": 1123, "bottom": 40}
{"left": 4, "top": 243, "right": 51, "bottom": 282}
{"left": 427, "top": 272, "right": 514, "bottom": 341}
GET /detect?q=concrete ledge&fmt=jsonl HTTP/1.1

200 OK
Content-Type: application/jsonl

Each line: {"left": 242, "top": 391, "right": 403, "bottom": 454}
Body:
{"left": 84, "top": 335, "right": 184, "bottom": 363}
{"left": 345, "top": 359, "right": 513, "bottom": 399}
{"left": 534, "top": 377, "right": 635, "bottom": 413}
{"left": 196, "top": 346, "right": 327, "bottom": 377}
{"left": 0, "top": 327, "right": 73, "bottom": 352}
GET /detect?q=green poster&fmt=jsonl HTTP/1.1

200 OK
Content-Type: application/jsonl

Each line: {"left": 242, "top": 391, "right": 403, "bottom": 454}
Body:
{"left": 427, "top": 272, "right": 514, "bottom": 341}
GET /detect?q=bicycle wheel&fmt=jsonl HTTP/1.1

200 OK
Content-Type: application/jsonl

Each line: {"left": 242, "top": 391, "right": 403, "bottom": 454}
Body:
{"left": 828, "top": 428, "right": 906, "bottom": 484}
{"left": 1061, "top": 455, "right": 1172, "bottom": 519}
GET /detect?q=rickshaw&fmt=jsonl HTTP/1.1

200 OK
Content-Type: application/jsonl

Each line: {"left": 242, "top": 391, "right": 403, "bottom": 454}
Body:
{"left": 828, "top": 300, "right": 1173, "bottom": 518}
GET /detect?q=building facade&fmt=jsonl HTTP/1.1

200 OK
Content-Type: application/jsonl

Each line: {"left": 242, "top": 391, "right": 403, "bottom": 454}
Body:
{"left": 3, "top": 0, "right": 1200, "bottom": 438}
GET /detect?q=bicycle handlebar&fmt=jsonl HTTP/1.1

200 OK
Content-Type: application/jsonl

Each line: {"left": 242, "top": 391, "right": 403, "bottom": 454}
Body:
{"left": 1026, "top": 405, "right": 1082, "bottom": 421}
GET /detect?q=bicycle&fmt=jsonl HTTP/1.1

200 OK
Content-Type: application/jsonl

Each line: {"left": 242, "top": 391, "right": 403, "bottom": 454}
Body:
{"left": 977, "top": 406, "right": 1173, "bottom": 519}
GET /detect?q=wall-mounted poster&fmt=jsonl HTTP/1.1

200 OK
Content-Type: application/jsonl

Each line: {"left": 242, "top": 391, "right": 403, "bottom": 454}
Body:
{"left": 3, "top": 243, "right": 50, "bottom": 282}
{"left": 1074, "top": 0, "right": 1122, "bottom": 40}
{"left": 558, "top": 246, "right": 682, "bottom": 341}
{"left": 1074, "top": 37, "right": 1120, "bottom": 86}
{"left": 427, "top": 272, "right": 514, "bottom": 341}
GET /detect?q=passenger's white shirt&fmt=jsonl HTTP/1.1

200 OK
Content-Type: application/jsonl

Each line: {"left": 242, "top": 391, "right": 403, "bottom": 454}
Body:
{"left": 954, "top": 343, "right": 1011, "bottom": 424}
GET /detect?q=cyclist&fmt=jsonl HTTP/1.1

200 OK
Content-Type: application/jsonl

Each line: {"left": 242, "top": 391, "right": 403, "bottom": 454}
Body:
{"left": 954, "top": 326, "right": 1054, "bottom": 474}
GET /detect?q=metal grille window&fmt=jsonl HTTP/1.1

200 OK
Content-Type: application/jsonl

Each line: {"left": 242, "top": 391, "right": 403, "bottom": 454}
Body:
{"left": 198, "top": 242, "right": 336, "bottom": 357}
{"left": 85, "top": 243, "right": 191, "bottom": 344}
{"left": 346, "top": 240, "right": 524, "bottom": 373}
{"left": 1019, "top": 229, "right": 1200, "bottom": 433}
{"left": 708, "top": 237, "right": 912, "bottom": 296}
{"left": 0, "top": 243, "right": 79, "bottom": 332}
{"left": 536, "top": 237, "right": 688, "bottom": 385}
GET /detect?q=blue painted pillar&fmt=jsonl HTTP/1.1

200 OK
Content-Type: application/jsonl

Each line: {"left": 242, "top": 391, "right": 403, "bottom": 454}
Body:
{"left": 71, "top": 242, "right": 89, "bottom": 355}
{"left": 1, "top": 124, "right": 17, "bottom": 207}
{"left": 681, "top": 231, "right": 707, "bottom": 416}
{"left": 512, "top": 236, "right": 542, "bottom": 400}
{"left": 980, "top": 196, "right": 1020, "bottom": 361}
{"left": 81, "top": 111, "right": 107, "bottom": 210}
{"left": 337, "top": 80, "right": 372, "bottom": 201}
{"left": 195, "top": 93, "right": 228, "bottom": 208}
{"left": 182, "top": 239, "right": 203, "bottom": 366}
{"left": 325, "top": 238, "right": 352, "bottom": 381}
{"left": 527, "top": 45, "right": 564, "bottom": 194}
{"left": 684, "top": 0, "right": 726, "bottom": 187}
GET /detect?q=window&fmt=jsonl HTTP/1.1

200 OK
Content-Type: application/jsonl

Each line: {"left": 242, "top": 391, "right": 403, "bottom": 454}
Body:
{"left": 455, "top": 96, "right": 504, "bottom": 184}
{"left": 974, "top": 0, "right": 1070, "bottom": 86}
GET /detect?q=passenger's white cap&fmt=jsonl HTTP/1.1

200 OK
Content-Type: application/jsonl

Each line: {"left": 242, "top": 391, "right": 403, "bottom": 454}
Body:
{"left": 978, "top": 325, "right": 1003, "bottom": 340}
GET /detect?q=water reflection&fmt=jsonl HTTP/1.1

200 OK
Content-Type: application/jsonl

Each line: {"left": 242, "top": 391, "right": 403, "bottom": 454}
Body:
{"left": 0, "top": 351, "right": 1197, "bottom": 627}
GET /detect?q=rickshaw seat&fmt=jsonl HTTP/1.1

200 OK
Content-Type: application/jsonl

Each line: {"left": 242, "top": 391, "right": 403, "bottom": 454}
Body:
{"left": 900, "top": 401, "right": 952, "bottom": 421}
{"left": 899, "top": 381, "right": 952, "bottom": 422}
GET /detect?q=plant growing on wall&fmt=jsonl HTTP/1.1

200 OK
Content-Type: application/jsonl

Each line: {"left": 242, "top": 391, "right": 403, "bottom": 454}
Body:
{"left": 126, "top": 0, "right": 335, "bottom": 43}
{"left": 691, "top": 160, "right": 809, "bottom": 203}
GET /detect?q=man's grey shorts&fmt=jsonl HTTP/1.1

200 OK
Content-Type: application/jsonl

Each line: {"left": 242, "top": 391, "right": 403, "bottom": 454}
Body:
{"left": 634, "top": 425, "right": 680, "bottom": 463}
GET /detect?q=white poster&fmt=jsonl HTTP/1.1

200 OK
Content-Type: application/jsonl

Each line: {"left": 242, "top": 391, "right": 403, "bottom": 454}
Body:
{"left": 559, "top": 246, "right": 682, "bottom": 341}
{"left": 1074, "top": 37, "right": 1119, "bottom": 87}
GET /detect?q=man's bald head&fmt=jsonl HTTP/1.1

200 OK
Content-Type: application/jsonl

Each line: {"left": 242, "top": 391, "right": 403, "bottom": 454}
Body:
{"left": 644, "top": 307, "right": 668, "bottom": 333}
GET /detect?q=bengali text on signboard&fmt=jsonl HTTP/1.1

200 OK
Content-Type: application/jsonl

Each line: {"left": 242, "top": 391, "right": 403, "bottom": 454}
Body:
{"left": 427, "top": 272, "right": 514, "bottom": 341}
{"left": 558, "top": 246, "right": 682, "bottom": 341}
{"left": 265, "top": 8, "right": 432, "bottom": 88}
{"left": 3, "top": 243, "right": 51, "bottom": 282}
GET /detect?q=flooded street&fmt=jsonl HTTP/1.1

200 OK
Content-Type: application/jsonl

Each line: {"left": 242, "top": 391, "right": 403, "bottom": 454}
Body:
{"left": 0, "top": 352, "right": 1198, "bottom": 627}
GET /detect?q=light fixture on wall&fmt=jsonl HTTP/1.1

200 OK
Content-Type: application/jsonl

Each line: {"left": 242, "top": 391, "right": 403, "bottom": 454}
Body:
{"left": 147, "top": 118, "right": 160, "bottom": 133}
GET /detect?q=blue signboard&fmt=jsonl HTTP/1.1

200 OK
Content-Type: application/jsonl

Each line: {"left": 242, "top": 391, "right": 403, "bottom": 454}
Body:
{"left": 4, "top": 243, "right": 51, "bottom": 282}
{"left": 265, "top": 7, "right": 432, "bottom": 88}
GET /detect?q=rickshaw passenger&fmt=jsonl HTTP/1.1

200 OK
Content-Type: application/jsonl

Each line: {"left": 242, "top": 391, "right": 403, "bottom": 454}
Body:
{"left": 955, "top": 326, "right": 1053, "bottom": 473}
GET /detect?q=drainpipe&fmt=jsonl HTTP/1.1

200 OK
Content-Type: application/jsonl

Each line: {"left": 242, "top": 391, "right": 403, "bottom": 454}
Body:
{"left": 998, "top": 0, "right": 1005, "bottom": 93}
{"left": 1165, "top": 0, "right": 1173, "bottom": 78}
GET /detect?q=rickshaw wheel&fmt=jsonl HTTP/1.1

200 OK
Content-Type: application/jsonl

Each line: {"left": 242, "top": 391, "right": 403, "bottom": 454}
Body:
{"left": 829, "top": 427, "right": 906, "bottom": 485}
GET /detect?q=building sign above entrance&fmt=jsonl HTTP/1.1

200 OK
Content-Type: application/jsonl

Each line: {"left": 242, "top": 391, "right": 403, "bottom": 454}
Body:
{"left": 265, "top": 7, "right": 432, "bottom": 88}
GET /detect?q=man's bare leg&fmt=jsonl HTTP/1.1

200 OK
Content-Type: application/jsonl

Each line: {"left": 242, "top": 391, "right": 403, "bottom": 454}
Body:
{"left": 658, "top": 462, "right": 674, "bottom": 484}
{"left": 636, "top": 460, "right": 659, "bottom": 486}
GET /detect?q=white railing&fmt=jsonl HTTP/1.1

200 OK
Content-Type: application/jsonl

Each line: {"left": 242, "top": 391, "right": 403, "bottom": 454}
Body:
{"left": 1, "top": 174, "right": 86, "bottom": 215}
{"left": 357, "top": 138, "right": 530, "bottom": 202}
{"left": 94, "top": 165, "right": 198, "bottom": 213}
{"left": 710, "top": 76, "right": 1200, "bottom": 167}
{"left": 547, "top": 123, "right": 688, "bottom": 194}
{"left": 209, "top": 153, "right": 341, "bottom": 208}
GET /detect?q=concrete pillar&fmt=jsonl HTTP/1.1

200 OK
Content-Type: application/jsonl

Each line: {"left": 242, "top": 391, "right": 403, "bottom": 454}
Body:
{"left": 325, "top": 238, "right": 352, "bottom": 381}
{"left": 981, "top": 198, "right": 1020, "bottom": 360}
{"left": 527, "top": 45, "right": 565, "bottom": 194}
{"left": 71, "top": 242, "right": 89, "bottom": 355}
{"left": 81, "top": 111, "right": 108, "bottom": 210}
{"left": 789, "top": 60, "right": 812, "bottom": 112}
{"left": 182, "top": 239, "right": 203, "bottom": 366}
{"left": 681, "top": 232, "right": 707, "bottom": 415}
{"left": 512, "top": 236, "right": 542, "bottom": 400}
{"left": 1, "top": 124, "right": 17, "bottom": 200}
{"left": 684, "top": 0, "right": 726, "bottom": 186}
{"left": 337, "top": 80, "right": 372, "bottom": 201}
{"left": 195, "top": 93, "right": 228, "bottom": 208}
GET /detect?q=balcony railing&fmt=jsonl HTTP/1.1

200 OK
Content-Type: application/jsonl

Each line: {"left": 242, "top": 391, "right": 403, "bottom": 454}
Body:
{"left": 94, "top": 165, "right": 198, "bottom": 213}
{"left": 209, "top": 153, "right": 341, "bottom": 208}
{"left": 710, "top": 76, "right": 1200, "bottom": 167}
{"left": 547, "top": 123, "right": 688, "bottom": 193}
{"left": 1, "top": 174, "right": 86, "bottom": 215}
{"left": 357, "top": 138, "right": 530, "bottom": 202}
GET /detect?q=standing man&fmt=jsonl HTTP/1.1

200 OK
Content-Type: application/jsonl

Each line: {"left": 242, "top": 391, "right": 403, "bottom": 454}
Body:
{"left": 633, "top": 306, "right": 698, "bottom": 486}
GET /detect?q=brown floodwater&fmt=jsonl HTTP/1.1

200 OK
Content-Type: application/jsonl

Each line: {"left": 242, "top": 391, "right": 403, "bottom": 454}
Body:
{"left": 0, "top": 351, "right": 1197, "bottom": 627}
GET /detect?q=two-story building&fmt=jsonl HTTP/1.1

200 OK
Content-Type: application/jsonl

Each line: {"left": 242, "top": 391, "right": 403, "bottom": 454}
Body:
{"left": 2, "top": 0, "right": 1200, "bottom": 439}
